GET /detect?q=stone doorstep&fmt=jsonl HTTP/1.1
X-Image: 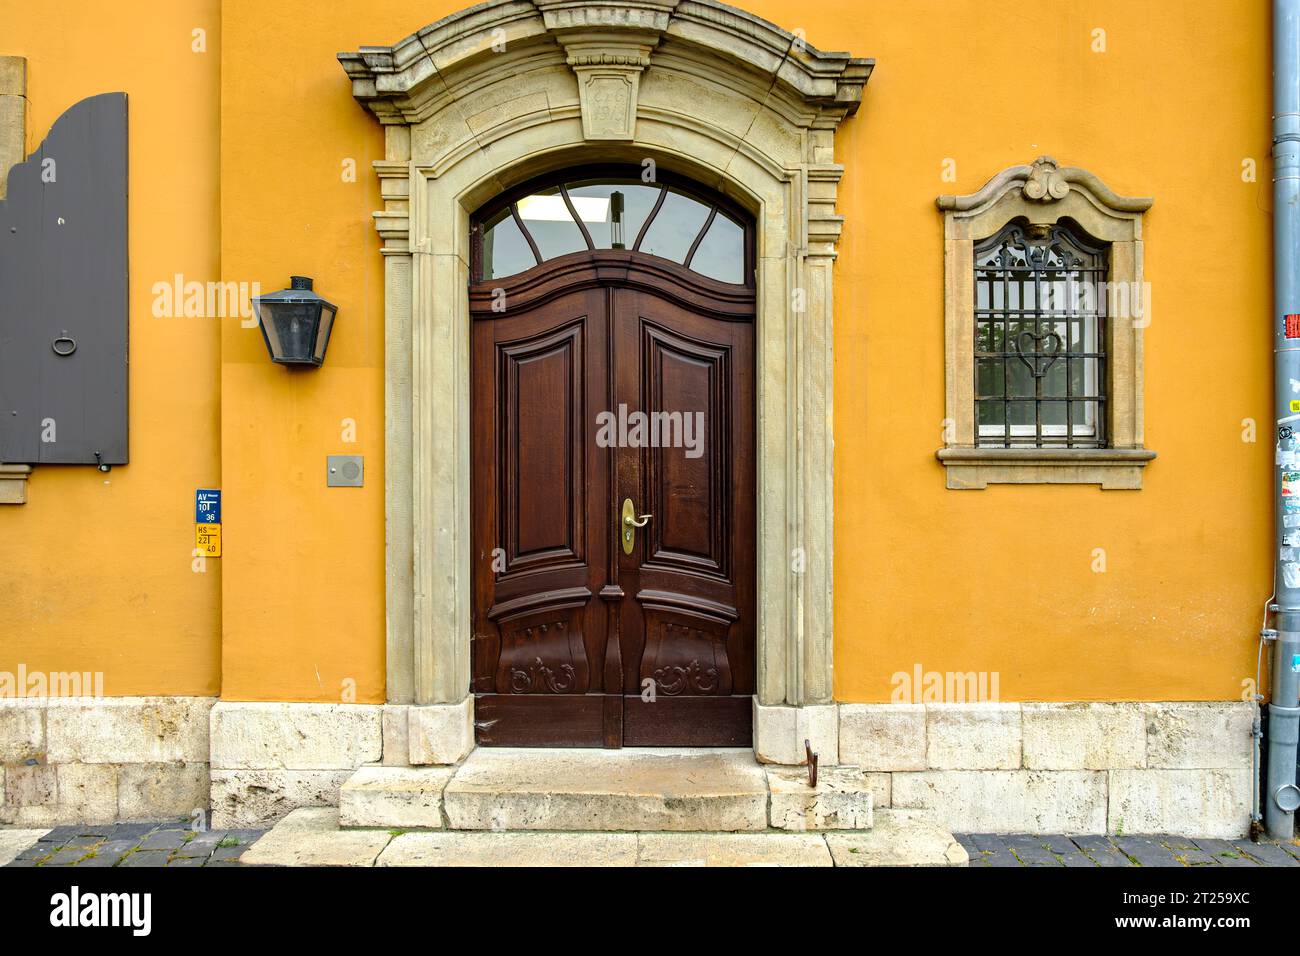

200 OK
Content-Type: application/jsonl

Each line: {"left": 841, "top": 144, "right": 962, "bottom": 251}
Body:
{"left": 338, "top": 766, "right": 456, "bottom": 830}
{"left": 239, "top": 809, "right": 391, "bottom": 867}
{"left": 242, "top": 808, "right": 963, "bottom": 867}
{"left": 0, "top": 829, "right": 51, "bottom": 866}
{"left": 766, "top": 765, "right": 874, "bottom": 831}
{"left": 444, "top": 748, "right": 771, "bottom": 832}
{"left": 827, "top": 810, "right": 970, "bottom": 867}
{"left": 337, "top": 748, "right": 874, "bottom": 833}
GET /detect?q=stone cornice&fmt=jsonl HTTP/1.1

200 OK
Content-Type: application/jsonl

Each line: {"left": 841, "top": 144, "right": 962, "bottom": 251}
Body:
{"left": 338, "top": 0, "right": 873, "bottom": 125}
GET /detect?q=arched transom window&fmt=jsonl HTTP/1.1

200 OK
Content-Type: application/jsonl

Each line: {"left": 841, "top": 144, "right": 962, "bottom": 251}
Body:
{"left": 473, "top": 168, "right": 753, "bottom": 286}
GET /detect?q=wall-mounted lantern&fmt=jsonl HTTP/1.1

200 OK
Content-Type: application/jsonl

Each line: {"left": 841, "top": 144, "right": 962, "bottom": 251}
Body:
{"left": 252, "top": 276, "right": 338, "bottom": 367}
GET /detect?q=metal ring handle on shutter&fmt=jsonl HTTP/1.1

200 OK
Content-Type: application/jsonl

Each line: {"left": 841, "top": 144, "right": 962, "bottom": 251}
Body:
{"left": 51, "top": 334, "right": 77, "bottom": 357}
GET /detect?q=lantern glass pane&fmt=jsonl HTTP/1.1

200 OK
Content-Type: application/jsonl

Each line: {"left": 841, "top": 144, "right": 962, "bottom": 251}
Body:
{"left": 270, "top": 302, "right": 318, "bottom": 362}
{"left": 314, "top": 305, "right": 337, "bottom": 363}
{"left": 259, "top": 302, "right": 284, "bottom": 358}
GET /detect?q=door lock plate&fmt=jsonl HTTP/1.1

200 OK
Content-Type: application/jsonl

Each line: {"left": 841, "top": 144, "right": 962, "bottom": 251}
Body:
{"left": 621, "top": 497, "right": 651, "bottom": 555}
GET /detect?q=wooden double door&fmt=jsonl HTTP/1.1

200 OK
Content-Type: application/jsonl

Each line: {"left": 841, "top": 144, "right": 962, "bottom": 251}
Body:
{"left": 470, "top": 255, "right": 756, "bottom": 746}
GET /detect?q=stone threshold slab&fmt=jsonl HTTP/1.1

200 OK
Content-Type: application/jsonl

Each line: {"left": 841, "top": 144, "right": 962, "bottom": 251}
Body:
{"left": 0, "top": 828, "right": 50, "bottom": 866}
{"left": 239, "top": 809, "right": 391, "bottom": 867}
{"left": 379, "top": 831, "right": 832, "bottom": 866}
{"left": 242, "top": 808, "right": 965, "bottom": 867}
{"left": 441, "top": 748, "right": 771, "bottom": 832}
{"left": 336, "top": 750, "right": 877, "bottom": 833}
{"left": 339, "top": 766, "right": 455, "bottom": 829}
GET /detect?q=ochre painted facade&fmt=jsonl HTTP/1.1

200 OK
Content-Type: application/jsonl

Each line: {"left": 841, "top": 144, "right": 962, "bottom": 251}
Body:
{"left": 0, "top": 0, "right": 1271, "bottom": 705}
{"left": 0, "top": 0, "right": 222, "bottom": 697}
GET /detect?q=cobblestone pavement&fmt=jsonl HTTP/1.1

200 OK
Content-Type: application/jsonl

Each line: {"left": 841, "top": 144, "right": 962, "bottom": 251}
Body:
{"left": 957, "top": 833, "right": 1300, "bottom": 867}
{"left": 4, "top": 822, "right": 265, "bottom": 868}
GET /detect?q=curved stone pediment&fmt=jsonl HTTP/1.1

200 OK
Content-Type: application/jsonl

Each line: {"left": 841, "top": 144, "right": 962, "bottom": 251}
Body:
{"left": 339, "top": 0, "right": 872, "bottom": 132}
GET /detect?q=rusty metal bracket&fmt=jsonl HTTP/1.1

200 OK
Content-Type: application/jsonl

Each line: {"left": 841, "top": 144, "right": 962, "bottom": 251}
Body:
{"left": 805, "top": 738, "right": 818, "bottom": 788}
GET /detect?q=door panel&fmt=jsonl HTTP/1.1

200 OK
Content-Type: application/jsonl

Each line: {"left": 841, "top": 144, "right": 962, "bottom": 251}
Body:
{"left": 471, "top": 262, "right": 754, "bottom": 747}
{"left": 643, "top": 322, "right": 728, "bottom": 574}
{"left": 471, "top": 289, "right": 613, "bottom": 742}
{"left": 613, "top": 287, "right": 755, "bottom": 745}
{"left": 499, "top": 321, "right": 587, "bottom": 571}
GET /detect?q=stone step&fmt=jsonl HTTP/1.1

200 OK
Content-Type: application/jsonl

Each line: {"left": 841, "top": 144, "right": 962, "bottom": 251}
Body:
{"left": 825, "top": 809, "right": 969, "bottom": 867}
{"left": 242, "top": 807, "right": 967, "bottom": 867}
{"left": 378, "top": 830, "right": 833, "bottom": 866}
{"left": 443, "top": 748, "right": 771, "bottom": 832}
{"left": 339, "top": 766, "right": 455, "bottom": 829}
{"left": 337, "top": 748, "right": 877, "bottom": 833}
{"left": 767, "top": 765, "right": 875, "bottom": 831}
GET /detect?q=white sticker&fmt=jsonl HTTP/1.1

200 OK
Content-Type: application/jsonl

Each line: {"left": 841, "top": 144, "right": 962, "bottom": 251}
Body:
{"left": 1285, "top": 563, "right": 1300, "bottom": 589}
{"left": 1283, "top": 548, "right": 1298, "bottom": 562}
{"left": 1286, "top": 514, "right": 1300, "bottom": 528}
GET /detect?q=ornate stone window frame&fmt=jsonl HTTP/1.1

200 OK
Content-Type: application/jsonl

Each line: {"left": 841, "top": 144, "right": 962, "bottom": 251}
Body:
{"left": 339, "top": 0, "right": 871, "bottom": 761}
{"left": 936, "top": 157, "right": 1156, "bottom": 490}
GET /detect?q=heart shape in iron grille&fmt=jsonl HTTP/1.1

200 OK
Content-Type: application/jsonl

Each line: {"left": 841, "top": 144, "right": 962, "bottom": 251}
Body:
{"left": 1014, "top": 328, "right": 1064, "bottom": 378}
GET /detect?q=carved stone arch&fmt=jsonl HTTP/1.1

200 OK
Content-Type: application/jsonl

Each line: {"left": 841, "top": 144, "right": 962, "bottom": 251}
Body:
{"left": 340, "top": 0, "right": 872, "bottom": 761}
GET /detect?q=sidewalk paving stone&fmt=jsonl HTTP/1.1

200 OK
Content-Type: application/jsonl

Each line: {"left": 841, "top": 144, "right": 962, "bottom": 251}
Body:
{"left": 2, "top": 821, "right": 266, "bottom": 867}
{"left": 139, "top": 829, "right": 189, "bottom": 851}
{"left": 1038, "top": 834, "right": 1076, "bottom": 855}
{"left": 1234, "top": 840, "right": 1299, "bottom": 866}
{"left": 1004, "top": 835, "right": 1066, "bottom": 866}
{"left": 1114, "top": 836, "right": 1181, "bottom": 867}
{"left": 1192, "top": 838, "right": 1257, "bottom": 866}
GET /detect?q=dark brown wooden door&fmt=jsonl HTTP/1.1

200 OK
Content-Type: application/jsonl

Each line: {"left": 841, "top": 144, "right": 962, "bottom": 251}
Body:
{"left": 470, "top": 254, "right": 755, "bottom": 747}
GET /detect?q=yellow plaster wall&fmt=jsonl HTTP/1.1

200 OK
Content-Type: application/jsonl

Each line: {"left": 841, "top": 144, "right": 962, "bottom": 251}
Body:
{"left": 815, "top": 0, "right": 1271, "bottom": 700}
{"left": 4, "top": 0, "right": 1271, "bottom": 704}
{"left": 0, "top": 0, "right": 222, "bottom": 696}
{"left": 214, "top": 1, "right": 419, "bottom": 702}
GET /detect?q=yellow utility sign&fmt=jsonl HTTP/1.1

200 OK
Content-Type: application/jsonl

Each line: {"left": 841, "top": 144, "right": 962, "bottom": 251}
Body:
{"left": 196, "top": 523, "right": 222, "bottom": 557}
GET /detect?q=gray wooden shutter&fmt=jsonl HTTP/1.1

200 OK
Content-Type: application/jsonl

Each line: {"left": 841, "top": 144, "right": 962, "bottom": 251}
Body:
{"left": 0, "top": 92, "right": 128, "bottom": 465}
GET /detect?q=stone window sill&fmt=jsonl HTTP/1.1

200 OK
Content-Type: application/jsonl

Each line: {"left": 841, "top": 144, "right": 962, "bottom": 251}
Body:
{"left": 936, "top": 447, "right": 1156, "bottom": 490}
{"left": 0, "top": 464, "right": 32, "bottom": 504}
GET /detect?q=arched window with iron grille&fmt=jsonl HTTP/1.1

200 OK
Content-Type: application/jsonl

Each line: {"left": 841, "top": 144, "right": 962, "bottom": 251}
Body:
{"left": 973, "top": 217, "right": 1109, "bottom": 449}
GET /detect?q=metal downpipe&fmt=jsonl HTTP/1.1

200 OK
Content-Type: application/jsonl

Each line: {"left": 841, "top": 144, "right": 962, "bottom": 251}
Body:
{"left": 1268, "top": 0, "right": 1300, "bottom": 840}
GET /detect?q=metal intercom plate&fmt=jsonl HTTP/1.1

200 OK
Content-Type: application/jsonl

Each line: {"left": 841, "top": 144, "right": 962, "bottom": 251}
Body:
{"left": 327, "top": 454, "right": 363, "bottom": 487}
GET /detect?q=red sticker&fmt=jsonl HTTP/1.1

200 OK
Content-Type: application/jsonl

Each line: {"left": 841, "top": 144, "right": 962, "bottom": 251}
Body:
{"left": 1287, "top": 314, "right": 1300, "bottom": 338}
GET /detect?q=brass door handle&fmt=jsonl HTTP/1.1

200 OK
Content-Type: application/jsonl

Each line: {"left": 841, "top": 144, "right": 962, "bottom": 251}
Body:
{"left": 621, "top": 498, "right": 651, "bottom": 554}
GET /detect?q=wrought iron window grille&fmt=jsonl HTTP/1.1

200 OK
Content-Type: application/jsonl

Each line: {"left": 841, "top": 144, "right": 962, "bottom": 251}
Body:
{"left": 973, "top": 217, "right": 1109, "bottom": 449}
